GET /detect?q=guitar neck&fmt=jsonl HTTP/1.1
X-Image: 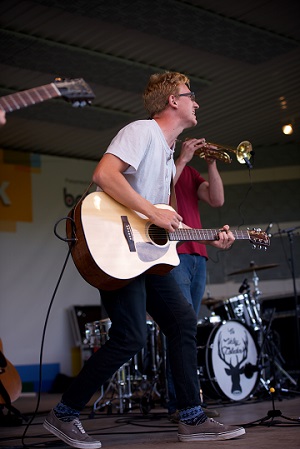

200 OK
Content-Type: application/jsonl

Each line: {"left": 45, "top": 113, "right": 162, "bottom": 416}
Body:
{"left": 169, "top": 228, "right": 250, "bottom": 242}
{"left": 0, "top": 83, "right": 61, "bottom": 113}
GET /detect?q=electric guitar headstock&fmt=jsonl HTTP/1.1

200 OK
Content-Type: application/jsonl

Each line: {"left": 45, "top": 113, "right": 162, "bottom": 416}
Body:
{"left": 54, "top": 78, "right": 95, "bottom": 107}
{"left": 248, "top": 229, "right": 270, "bottom": 249}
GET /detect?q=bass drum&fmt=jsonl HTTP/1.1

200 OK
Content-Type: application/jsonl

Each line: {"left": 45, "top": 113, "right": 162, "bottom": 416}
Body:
{"left": 197, "top": 320, "right": 259, "bottom": 401}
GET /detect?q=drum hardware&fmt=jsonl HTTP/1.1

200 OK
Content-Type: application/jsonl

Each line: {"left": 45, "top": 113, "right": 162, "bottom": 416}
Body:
{"left": 85, "top": 318, "right": 135, "bottom": 415}
{"left": 85, "top": 319, "right": 165, "bottom": 415}
{"left": 139, "top": 322, "right": 164, "bottom": 414}
{"left": 197, "top": 314, "right": 221, "bottom": 326}
{"left": 240, "top": 387, "right": 300, "bottom": 427}
{"left": 254, "top": 308, "right": 298, "bottom": 397}
{"left": 90, "top": 362, "right": 134, "bottom": 416}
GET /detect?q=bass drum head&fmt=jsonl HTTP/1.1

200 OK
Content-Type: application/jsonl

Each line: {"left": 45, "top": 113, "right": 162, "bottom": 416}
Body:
{"left": 206, "top": 320, "right": 259, "bottom": 401}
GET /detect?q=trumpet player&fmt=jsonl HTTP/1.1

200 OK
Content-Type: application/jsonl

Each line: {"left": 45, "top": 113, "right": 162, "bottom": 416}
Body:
{"left": 166, "top": 137, "right": 225, "bottom": 422}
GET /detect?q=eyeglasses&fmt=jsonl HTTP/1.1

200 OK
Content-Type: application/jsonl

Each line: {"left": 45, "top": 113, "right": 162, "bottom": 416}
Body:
{"left": 177, "top": 92, "right": 196, "bottom": 102}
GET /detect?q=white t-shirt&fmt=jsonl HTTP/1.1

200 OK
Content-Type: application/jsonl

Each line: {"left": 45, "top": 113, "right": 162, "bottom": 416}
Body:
{"left": 105, "top": 119, "right": 175, "bottom": 205}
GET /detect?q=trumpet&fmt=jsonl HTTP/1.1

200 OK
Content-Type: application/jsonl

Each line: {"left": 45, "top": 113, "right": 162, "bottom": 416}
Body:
{"left": 194, "top": 140, "right": 253, "bottom": 165}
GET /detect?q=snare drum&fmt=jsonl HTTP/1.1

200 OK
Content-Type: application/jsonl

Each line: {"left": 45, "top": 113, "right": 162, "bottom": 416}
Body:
{"left": 84, "top": 318, "right": 112, "bottom": 348}
{"left": 197, "top": 320, "right": 259, "bottom": 401}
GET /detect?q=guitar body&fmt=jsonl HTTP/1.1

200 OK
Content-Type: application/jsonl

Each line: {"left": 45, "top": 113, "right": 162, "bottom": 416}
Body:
{"left": 67, "top": 191, "right": 270, "bottom": 291}
{"left": 0, "top": 340, "right": 22, "bottom": 405}
{"left": 67, "top": 192, "right": 179, "bottom": 290}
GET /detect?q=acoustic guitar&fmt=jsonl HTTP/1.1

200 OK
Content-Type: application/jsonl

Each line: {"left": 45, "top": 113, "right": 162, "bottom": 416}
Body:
{"left": 0, "top": 339, "right": 22, "bottom": 405}
{"left": 0, "top": 77, "right": 95, "bottom": 113}
{"left": 66, "top": 191, "right": 270, "bottom": 291}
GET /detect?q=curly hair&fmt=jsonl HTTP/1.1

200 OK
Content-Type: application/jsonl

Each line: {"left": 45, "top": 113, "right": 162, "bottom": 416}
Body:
{"left": 143, "top": 71, "right": 190, "bottom": 118}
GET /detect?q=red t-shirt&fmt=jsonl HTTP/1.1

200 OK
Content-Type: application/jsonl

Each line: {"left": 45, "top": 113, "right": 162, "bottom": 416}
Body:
{"left": 175, "top": 165, "right": 208, "bottom": 259}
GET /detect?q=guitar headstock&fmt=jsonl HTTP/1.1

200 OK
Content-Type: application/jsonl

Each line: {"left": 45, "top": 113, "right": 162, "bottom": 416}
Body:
{"left": 248, "top": 229, "right": 270, "bottom": 249}
{"left": 54, "top": 78, "right": 95, "bottom": 107}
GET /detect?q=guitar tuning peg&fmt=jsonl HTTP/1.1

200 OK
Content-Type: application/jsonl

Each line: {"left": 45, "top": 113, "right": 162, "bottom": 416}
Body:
{"left": 252, "top": 244, "right": 257, "bottom": 250}
{"left": 72, "top": 101, "right": 80, "bottom": 108}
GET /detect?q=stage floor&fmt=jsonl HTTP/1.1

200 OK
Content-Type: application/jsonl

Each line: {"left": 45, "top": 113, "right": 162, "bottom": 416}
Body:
{"left": 1, "top": 390, "right": 300, "bottom": 449}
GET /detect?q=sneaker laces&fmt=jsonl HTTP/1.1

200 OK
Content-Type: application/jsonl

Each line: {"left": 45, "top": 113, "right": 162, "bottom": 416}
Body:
{"left": 209, "top": 418, "right": 224, "bottom": 427}
{"left": 74, "top": 419, "right": 86, "bottom": 434}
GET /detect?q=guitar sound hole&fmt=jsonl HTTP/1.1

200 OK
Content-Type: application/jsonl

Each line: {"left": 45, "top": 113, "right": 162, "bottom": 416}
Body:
{"left": 148, "top": 224, "right": 168, "bottom": 246}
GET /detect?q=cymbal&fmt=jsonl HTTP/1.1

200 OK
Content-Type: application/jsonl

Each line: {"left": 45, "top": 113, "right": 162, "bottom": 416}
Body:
{"left": 228, "top": 263, "right": 278, "bottom": 276}
{"left": 202, "top": 297, "right": 226, "bottom": 306}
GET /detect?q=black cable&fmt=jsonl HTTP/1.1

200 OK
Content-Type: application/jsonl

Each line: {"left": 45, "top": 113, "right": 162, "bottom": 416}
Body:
{"left": 208, "top": 165, "right": 253, "bottom": 265}
{"left": 53, "top": 216, "right": 77, "bottom": 243}
{"left": 21, "top": 246, "right": 72, "bottom": 448}
{"left": 237, "top": 166, "right": 253, "bottom": 229}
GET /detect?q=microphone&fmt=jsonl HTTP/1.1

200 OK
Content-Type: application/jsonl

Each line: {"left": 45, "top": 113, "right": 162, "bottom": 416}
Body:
{"left": 244, "top": 363, "right": 259, "bottom": 379}
{"left": 243, "top": 156, "right": 253, "bottom": 169}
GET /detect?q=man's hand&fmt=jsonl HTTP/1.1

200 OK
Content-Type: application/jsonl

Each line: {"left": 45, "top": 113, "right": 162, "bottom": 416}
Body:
{"left": 148, "top": 207, "right": 183, "bottom": 233}
{"left": 178, "top": 137, "right": 207, "bottom": 164}
{"left": 0, "top": 110, "right": 6, "bottom": 125}
{"left": 210, "top": 225, "right": 235, "bottom": 250}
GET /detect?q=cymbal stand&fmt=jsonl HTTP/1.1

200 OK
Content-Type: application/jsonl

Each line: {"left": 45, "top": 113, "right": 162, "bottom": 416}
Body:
{"left": 251, "top": 269, "right": 263, "bottom": 326}
{"left": 140, "top": 323, "right": 162, "bottom": 414}
{"left": 91, "top": 362, "right": 133, "bottom": 416}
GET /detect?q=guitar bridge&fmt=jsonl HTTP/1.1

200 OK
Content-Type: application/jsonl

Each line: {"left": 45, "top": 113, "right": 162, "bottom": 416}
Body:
{"left": 121, "top": 216, "right": 136, "bottom": 252}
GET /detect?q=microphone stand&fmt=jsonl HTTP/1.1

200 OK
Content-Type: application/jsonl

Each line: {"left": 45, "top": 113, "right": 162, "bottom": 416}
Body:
{"left": 242, "top": 387, "right": 300, "bottom": 427}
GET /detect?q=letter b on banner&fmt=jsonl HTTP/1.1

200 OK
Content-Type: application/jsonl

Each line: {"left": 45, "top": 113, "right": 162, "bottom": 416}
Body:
{"left": 64, "top": 188, "right": 82, "bottom": 208}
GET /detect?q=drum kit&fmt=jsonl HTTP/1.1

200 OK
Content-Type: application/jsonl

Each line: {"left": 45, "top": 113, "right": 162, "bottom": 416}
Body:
{"left": 200, "top": 261, "right": 298, "bottom": 402}
{"left": 81, "top": 261, "right": 296, "bottom": 414}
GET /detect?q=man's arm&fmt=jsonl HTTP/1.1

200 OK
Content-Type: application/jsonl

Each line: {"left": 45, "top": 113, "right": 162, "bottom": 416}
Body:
{"left": 92, "top": 153, "right": 183, "bottom": 232}
{"left": 197, "top": 159, "right": 224, "bottom": 207}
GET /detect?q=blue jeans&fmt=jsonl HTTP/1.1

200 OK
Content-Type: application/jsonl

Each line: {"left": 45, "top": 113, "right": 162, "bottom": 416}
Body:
{"left": 61, "top": 272, "right": 201, "bottom": 411}
{"left": 166, "top": 254, "right": 207, "bottom": 413}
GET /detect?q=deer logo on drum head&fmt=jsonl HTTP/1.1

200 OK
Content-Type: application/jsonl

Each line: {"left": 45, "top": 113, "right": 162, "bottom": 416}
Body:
{"left": 218, "top": 329, "right": 249, "bottom": 395}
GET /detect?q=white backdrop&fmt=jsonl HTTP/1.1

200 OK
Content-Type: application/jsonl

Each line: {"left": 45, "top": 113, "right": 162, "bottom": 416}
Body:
{"left": 0, "top": 152, "right": 100, "bottom": 378}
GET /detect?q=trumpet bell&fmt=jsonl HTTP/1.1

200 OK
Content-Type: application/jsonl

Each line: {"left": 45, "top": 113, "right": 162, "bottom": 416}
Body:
{"left": 236, "top": 141, "right": 252, "bottom": 164}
